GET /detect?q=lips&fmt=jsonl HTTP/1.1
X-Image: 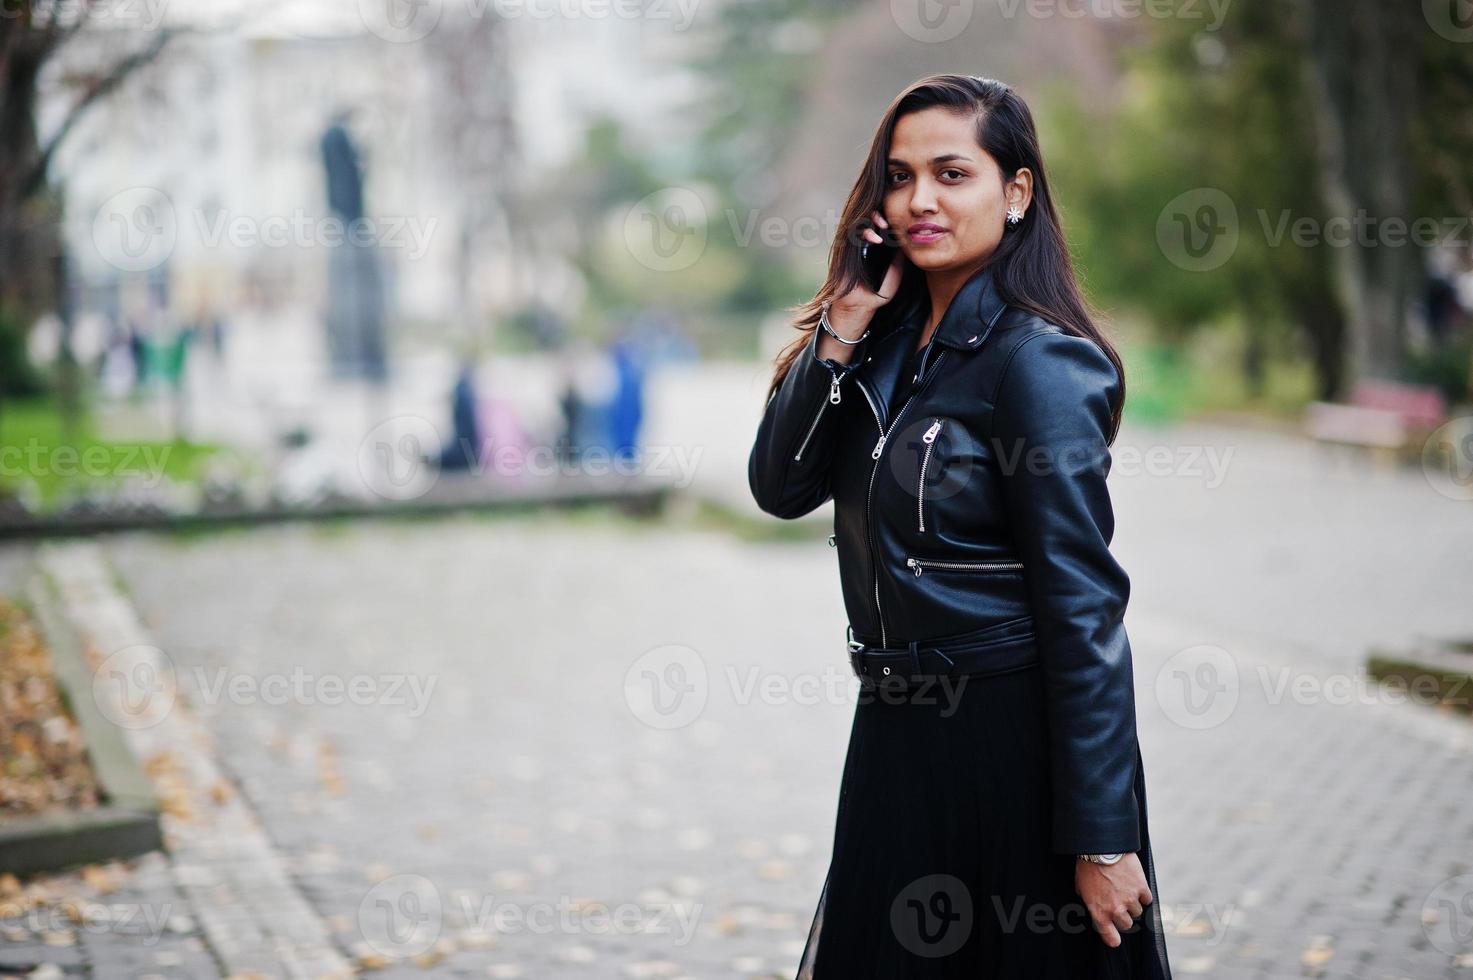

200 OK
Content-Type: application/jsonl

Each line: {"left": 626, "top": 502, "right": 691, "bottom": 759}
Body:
{"left": 908, "top": 224, "right": 948, "bottom": 242}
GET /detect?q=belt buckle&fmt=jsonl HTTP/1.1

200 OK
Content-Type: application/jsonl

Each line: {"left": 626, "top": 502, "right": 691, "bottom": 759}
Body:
{"left": 846, "top": 625, "right": 866, "bottom": 681}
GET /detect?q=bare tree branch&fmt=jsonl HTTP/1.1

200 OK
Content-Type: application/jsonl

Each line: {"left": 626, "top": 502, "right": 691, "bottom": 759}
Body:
{"left": 20, "top": 25, "right": 177, "bottom": 199}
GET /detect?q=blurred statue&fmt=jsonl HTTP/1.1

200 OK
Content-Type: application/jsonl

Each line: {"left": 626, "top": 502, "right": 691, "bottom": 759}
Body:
{"left": 320, "top": 110, "right": 388, "bottom": 383}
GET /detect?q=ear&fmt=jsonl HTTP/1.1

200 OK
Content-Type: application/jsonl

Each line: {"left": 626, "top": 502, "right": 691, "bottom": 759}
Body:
{"left": 1006, "top": 167, "right": 1034, "bottom": 214}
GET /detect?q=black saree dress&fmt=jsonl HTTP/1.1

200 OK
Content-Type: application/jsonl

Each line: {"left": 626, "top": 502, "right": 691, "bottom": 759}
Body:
{"left": 793, "top": 331, "right": 1174, "bottom": 980}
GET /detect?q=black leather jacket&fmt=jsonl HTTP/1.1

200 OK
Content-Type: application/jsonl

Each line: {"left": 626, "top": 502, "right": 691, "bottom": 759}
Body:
{"left": 748, "top": 262, "right": 1142, "bottom": 856}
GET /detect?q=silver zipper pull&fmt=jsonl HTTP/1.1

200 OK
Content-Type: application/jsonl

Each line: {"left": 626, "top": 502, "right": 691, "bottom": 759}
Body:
{"left": 829, "top": 377, "right": 841, "bottom": 404}
{"left": 922, "top": 420, "right": 942, "bottom": 444}
{"left": 871, "top": 435, "right": 886, "bottom": 459}
{"left": 907, "top": 558, "right": 923, "bottom": 576}
{"left": 828, "top": 533, "right": 837, "bottom": 547}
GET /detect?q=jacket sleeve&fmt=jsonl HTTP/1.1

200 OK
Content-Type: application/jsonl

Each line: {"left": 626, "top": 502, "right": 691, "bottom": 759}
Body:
{"left": 991, "top": 330, "right": 1141, "bottom": 856}
{"left": 748, "top": 325, "right": 868, "bottom": 519}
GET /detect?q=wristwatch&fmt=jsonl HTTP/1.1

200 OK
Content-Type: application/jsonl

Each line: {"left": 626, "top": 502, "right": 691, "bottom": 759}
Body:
{"left": 1079, "top": 852, "right": 1125, "bottom": 865}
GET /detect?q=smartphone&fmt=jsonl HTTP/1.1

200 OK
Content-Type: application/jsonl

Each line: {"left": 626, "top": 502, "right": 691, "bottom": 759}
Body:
{"left": 860, "top": 234, "right": 900, "bottom": 294}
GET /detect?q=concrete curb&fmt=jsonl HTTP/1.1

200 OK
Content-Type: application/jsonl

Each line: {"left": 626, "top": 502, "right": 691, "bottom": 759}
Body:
{"left": 0, "top": 565, "right": 165, "bottom": 876}
{"left": 0, "top": 473, "right": 671, "bottom": 540}
{"left": 26, "top": 541, "right": 355, "bottom": 978}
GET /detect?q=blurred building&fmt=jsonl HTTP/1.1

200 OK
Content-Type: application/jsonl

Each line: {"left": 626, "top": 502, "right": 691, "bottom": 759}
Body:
{"left": 42, "top": 0, "right": 698, "bottom": 364}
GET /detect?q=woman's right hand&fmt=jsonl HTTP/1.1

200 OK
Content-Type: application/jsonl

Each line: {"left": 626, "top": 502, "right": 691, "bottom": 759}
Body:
{"left": 827, "top": 210, "right": 905, "bottom": 339}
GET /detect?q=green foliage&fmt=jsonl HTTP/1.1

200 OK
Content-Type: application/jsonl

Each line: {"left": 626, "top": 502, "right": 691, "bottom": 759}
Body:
{"left": 1405, "top": 335, "right": 1473, "bottom": 405}
{"left": 1046, "top": 0, "right": 1334, "bottom": 342}
{"left": 0, "top": 397, "right": 223, "bottom": 506}
{"left": 545, "top": 1, "right": 860, "bottom": 335}
{"left": 1411, "top": 29, "right": 1473, "bottom": 237}
{"left": 1052, "top": 0, "right": 1473, "bottom": 405}
{"left": 0, "top": 308, "right": 47, "bottom": 399}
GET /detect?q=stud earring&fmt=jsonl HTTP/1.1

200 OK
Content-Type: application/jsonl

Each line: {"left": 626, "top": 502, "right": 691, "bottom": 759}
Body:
{"left": 1006, "top": 204, "right": 1025, "bottom": 225}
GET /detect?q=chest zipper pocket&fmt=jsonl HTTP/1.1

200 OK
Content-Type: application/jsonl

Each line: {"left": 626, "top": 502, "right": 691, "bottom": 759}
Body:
{"left": 906, "top": 557, "right": 1024, "bottom": 577}
{"left": 917, "top": 418, "right": 942, "bottom": 532}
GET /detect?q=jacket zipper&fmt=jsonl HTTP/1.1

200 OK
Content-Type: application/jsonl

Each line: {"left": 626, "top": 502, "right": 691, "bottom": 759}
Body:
{"left": 865, "top": 350, "right": 948, "bottom": 647}
{"left": 793, "top": 368, "right": 845, "bottom": 462}
{"left": 917, "top": 418, "right": 942, "bottom": 531}
{"left": 906, "top": 557, "right": 1024, "bottom": 577}
{"left": 854, "top": 376, "right": 886, "bottom": 644}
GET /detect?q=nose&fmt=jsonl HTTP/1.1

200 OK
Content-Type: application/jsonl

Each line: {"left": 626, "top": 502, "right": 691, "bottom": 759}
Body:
{"left": 910, "top": 175, "right": 939, "bottom": 216}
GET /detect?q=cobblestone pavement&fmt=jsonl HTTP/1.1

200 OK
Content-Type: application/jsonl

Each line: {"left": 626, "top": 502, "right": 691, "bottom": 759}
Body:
{"left": 2, "top": 410, "right": 1473, "bottom": 978}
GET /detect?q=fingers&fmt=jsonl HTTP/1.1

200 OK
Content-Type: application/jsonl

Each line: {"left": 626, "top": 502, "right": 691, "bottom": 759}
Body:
{"left": 1095, "top": 920, "right": 1122, "bottom": 948}
{"left": 863, "top": 210, "right": 890, "bottom": 245}
{"left": 1139, "top": 886, "right": 1154, "bottom": 907}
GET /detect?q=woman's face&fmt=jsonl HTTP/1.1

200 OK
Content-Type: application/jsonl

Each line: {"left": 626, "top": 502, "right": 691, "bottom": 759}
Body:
{"left": 882, "top": 106, "right": 1031, "bottom": 275}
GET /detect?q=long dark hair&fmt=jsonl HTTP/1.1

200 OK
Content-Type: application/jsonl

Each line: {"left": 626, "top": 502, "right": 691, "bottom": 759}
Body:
{"left": 761, "top": 73, "right": 1126, "bottom": 443}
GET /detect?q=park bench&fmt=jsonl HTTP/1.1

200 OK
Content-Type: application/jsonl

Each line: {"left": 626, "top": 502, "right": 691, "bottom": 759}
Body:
{"left": 1303, "top": 379, "right": 1449, "bottom": 460}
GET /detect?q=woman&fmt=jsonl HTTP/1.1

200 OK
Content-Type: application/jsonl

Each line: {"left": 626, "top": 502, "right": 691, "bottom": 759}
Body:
{"left": 748, "top": 75, "right": 1174, "bottom": 979}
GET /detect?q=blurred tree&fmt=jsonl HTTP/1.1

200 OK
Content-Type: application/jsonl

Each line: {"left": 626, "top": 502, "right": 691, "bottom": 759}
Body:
{"left": 0, "top": 2, "right": 173, "bottom": 427}
{"left": 1048, "top": 2, "right": 1344, "bottom": 396}
{"left": 1053, "top": 0, "right": 1471, "bottom": 401}
{"left": 554, "top": 114, "right": 670, "bottom": 317}
{"left": 529, "top": 0, "right": 855, "bottom": 348}
{"left": 1415, "top": 22, "right": 1473, "bottom": 225}
{"left": 684, "top": 0, "right": 853, "bottom": 315}
{"left": 423, "top": 9, "right": 519, "bottom": 351}
{"left": 1300, "top": 0, "right": 1425, "bottom": 385}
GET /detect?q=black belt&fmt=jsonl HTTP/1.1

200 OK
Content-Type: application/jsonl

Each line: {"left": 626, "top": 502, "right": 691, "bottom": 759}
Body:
{"left": 846, "top": 616, "right": 1040, "bottom": 685}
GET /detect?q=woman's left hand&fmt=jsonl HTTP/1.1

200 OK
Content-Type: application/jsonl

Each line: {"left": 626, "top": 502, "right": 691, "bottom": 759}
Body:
{"left": 1075, "top": 853, "right": 1152, "bottom": 948}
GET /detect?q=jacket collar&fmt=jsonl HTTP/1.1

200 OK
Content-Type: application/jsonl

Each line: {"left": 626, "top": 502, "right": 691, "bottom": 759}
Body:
{"left": 886, "top": 260, "right": 1011, "bottom": 351}
{"left": 934, "top": 260, "right": 1012, "bottom": 350}
{"left": 851, "top": 263, "right": 1011, "bottom": 430}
